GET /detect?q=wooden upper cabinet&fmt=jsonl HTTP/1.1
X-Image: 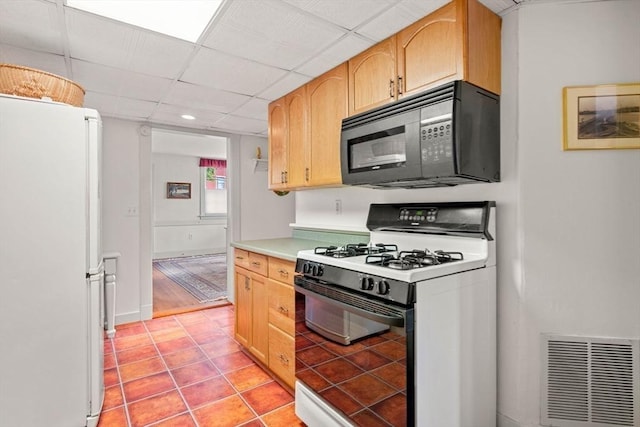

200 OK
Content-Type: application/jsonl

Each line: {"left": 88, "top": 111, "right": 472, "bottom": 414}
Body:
{"left": 397, "top": 1, "right": 460, "bottom": 97}
{"left": 267, "top": 97, "right": 287, "bottom": 190}
{"left": 348, "top": 37, "right": 397, "bottom": 116}
{"left": 466, "top": 0, "right": 501, "bottom": 96}
{"left": 397, "top": 0, "right": 501, "bottom": 97}
{"left": 267, "top": 0, "right": 501, "bottom": 190}
{"left": 306, "top": 62, "right": 347, "bottom": 187}
{"left": 285, "top": 86, "right": 307, "bottom": 188}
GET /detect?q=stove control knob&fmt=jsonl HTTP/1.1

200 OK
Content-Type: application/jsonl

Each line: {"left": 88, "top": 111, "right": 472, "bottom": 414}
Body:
{"left": 377, "top": 280, "right": 390, "bottom": 295}
{"left": 360, "top": 277, "right": 374, "bottom": 291}
{"left": 312, "top": 264, "right": 324, "bottom": 276}
{"left": 303, "top": 263, "right": 311, "bottom": 274}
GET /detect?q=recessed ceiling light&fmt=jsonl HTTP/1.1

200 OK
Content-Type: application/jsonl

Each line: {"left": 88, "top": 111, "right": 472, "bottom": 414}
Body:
{"left": 181, "top": 114, "right": 196, "bottom": 120}
{"left": 66, "top": 0, "right": 223, "bottom": 43}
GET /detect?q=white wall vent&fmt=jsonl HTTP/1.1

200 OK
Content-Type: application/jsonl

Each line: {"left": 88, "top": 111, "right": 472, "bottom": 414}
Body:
{"left": 541, "top": 335, "right": 639, "bottom": 427}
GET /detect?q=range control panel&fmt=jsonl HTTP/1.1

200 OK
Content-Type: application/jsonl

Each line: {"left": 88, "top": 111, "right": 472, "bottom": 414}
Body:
{"left": 399, "top": 207, "right": 438, "bottom": 222}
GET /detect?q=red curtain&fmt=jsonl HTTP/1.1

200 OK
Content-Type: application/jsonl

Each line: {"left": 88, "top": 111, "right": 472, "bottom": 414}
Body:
{"left": 199, "top": 158, "right": 226, "bottom": 176}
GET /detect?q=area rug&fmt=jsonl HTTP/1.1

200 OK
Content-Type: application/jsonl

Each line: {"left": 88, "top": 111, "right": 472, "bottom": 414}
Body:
{"left": 153, "top": 254, "right": 227, "bottom": 302}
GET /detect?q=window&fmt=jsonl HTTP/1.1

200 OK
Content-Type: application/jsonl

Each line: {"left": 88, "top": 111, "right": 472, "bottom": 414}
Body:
{"left": 200, "top": 159, "right": 227, "bottom": 218}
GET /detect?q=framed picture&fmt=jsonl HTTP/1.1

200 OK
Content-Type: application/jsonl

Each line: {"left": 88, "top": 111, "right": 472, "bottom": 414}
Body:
{"left": 166, "top": 182, "right": 191, "bottom": 199}
{"left": 563, "top": 83, "right": 640, "bottom": 150}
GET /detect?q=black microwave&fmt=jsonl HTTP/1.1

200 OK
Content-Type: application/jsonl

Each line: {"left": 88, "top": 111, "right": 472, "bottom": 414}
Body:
{"left": 340, "top": 80, "right": 500, "bottom": 188}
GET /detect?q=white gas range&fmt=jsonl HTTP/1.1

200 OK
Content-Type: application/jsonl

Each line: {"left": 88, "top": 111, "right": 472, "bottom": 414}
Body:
{"left": 293, "top": 201, "right": 497, "bottom": 427}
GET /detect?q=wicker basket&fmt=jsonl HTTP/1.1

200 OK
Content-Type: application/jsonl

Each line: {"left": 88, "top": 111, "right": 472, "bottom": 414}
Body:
{"left": 0, "top": 64, "right": 85, "bottom": 107}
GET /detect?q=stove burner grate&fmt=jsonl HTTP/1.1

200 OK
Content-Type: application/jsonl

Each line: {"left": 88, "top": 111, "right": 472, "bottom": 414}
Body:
{"left": 315, "top": 243, "right": 397, "bottom": 258}
{"left": 366, "top": 249, "right": 464, "bottom": 270}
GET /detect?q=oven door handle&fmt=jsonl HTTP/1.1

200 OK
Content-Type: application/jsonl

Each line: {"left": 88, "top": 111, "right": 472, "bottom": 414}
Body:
{"left": 294, "top": 284, "right": 406, "bottom": 327}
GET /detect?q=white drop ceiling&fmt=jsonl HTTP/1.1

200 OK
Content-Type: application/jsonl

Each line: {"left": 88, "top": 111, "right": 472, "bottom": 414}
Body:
{"left": 0, "top": 0, "right": 522, "bottom": 137}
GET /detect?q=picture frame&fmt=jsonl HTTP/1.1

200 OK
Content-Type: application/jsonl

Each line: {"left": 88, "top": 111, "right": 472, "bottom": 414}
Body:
{"left": 563, "top": 83, "right": 640, "bottom": 150}
{"left": 166, "top": 182, "right": 191, "bottom": 199}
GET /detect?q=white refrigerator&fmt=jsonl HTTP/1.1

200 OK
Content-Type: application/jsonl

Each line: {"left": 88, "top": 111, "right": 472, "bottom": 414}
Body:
{"left": 0, "top": 93, "right": 104, "bottom": 426}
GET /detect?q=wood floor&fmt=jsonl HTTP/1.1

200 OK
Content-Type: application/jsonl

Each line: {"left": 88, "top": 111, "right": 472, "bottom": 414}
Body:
{"left": 152, "top": 265, "right": 229, "bottom": 318}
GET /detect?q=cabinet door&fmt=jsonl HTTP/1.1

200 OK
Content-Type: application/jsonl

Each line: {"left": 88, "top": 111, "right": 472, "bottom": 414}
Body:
{"left": 348, "top": 36, "right": 397, "bottom": 116}
{"left": 268, "top": 324, "right": 295, "bottom": 388}
{"left": 268, "top": 278, "right": 295, "bottom": 336}
{"left": 249, "top": 272, "right": 269, "bottom": 365}
{"left": 268, "top": 97, "right": 288, "bottom": 190}
{"left": 397, "top": 0, "right": 462, "bottom": 97}
{"left": 306, "top": 62, "right": 347, "bottom": 187}
{"left": 234, "top": 266, "right": 251, "bottom": 348}
{"left": 285, "top": 86, "right": 307, "bottom": 188}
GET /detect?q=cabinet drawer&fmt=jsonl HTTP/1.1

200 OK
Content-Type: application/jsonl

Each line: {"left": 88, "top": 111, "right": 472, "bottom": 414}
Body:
{"left": 268, "top": 279, "right": 295, "bottom": 336}
{"left": 234, "top": 249, "right": 250, "bottom": 269}
{"left": 268, "top": 324, "right": 295, "bottom": 388}
{"left": 268, "top": 258, "right": 296, "bottom": 285}
{"left": 247, "top": 252, "right": 268, "bottom": 276}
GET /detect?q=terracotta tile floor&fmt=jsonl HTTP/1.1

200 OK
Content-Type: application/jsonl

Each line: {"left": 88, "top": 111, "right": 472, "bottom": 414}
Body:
{"left": 100, "top": 305, "right": 305, "bottom": 427}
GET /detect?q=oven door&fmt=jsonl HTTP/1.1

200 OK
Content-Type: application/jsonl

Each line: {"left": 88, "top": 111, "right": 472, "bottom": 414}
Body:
{"left": 294, "top": 276, "right": 414, "bottom": 427}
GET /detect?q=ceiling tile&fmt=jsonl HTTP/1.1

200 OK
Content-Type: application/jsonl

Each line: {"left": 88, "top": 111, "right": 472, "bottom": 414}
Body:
{"left": 256, "top": 72, "right": 312, "bottom": 101}
{"left": 151, "top": 103, "right": 227, "bottom": 130}
{"left": 211, "top": 114, "right": 267, "bottom": 135}
{"left": 230, "top": 98, "right": 270, "bottom": 121}
{"left": 83, "top": 91, "right": 119, "bottom": 115}
{"left": 182, "top": 47, "right": 288, "bottom": 96}
{"left": 0, "top": 0, "right": 63, "bottom": 55}
{"left": 357, "top": 0, "right": 449, "bottom": 41}
{"left": 295, "top": 34, "right": 373, "bottom": 77}
{"left": 398, "top": 0, "right": 452, "bottom": 16}
{"left": 65, "top": 8, "right": 195, "bottom": 79}
{"left": 479, "top": 0, "right": 518, "bottom": 14}
{"left": 71, "top": 60, "right": 173, "bottom": 102}
{"left": 0, "top": 45, "right": 68, "bottom": 77}
{"left": 164, "top": 81, "right": 251, "bottom": 113}
{"left": 114, "top": 97, "right": 158, "bottom": 119}
{"left": 202, "top": 0, "right": 347, "bottom": 70}
{"left": 281, "top": 0, "right": 397, "bottom": 30}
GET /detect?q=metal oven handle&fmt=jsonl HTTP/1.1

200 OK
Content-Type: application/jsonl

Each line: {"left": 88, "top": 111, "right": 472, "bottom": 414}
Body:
{"left": 294, "top": 280, "right": 406, "bottom": 327}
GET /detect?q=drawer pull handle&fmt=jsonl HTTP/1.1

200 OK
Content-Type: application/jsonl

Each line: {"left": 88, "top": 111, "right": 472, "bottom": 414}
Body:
{"left": 278, "top": 354, "right": 289, "bottom": 366}
{"left": 277, "top": 268, "right": 289, "bottom": 277}
{"left": 278, "top": 306, "right": 289, "bottom": 315}
{"left": 251, "top": 261, "right": 261, "bottom": 267}
{"left": 236, "top": 256, "right": 244, "bottom": 260}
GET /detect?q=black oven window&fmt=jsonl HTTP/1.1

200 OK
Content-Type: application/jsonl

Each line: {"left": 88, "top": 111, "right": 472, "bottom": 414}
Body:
{"left": 349, "top": 125, "right": 406, "bottom": 171}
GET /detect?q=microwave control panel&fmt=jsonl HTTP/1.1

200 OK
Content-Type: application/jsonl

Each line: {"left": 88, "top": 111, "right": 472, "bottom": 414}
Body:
{"left": 420, "top": 119, "right": 453, "bottom": 165}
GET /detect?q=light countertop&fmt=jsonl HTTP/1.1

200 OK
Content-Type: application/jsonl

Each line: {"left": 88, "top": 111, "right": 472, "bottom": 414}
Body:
{"left": 230, "top": 238, "right": 328, "bottom": 261}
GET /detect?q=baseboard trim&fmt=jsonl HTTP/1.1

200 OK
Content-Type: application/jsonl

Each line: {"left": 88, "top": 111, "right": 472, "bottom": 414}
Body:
{"left": 115, "top": 310, "right": 142, "bottom": 326}
{"left": 153, "top": 248, "right": 225, "bottom": 259}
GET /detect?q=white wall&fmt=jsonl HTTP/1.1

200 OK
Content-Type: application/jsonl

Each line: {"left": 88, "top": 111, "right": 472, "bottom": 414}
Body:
{"left": 295, "top": 1, "right": 640, "bottom": 426}
{"left": 103, "top": 121, "right": 295, "bottom": 323}
{"left": 237, "top": 135, "right": 295, "bottom": 241}
{"left": 512, "top": 1, "right": 640, "bottom": 425}
{"left": 102, "top": 118, "right": 143, "bottom": 323}
{"left": 152, "top": 152, "right": 226, "bottom": 258}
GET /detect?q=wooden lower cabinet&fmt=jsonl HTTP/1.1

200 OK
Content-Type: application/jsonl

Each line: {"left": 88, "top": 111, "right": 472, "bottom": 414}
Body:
{"left": 249, "top": 272, "right": 269, "bottom": 365}
{"left": 234, "top": 266, "right": 268, "bottom": 365}
{"left": 234, "top": 249, "right": 297, "bottom": 388}
{"left": 268, "top": 324, "right": 295, "bottom": 388}
{"left": 234, "top": 266, "right": 251, "bottom": 348}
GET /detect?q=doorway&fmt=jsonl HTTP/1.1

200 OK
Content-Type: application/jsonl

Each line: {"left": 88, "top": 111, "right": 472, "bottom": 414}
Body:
{"left": 150, "top": 128, "right": 230, "bottom": 317}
